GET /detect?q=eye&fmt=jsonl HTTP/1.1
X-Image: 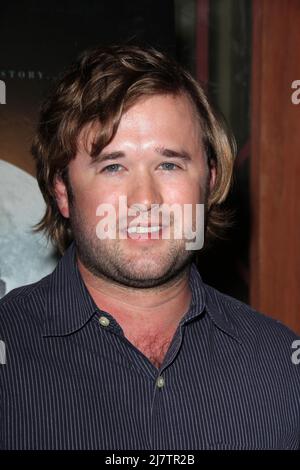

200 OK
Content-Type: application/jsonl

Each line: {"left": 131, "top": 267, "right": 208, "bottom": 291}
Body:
{"left": 159, "top": 162, "right": 181, "bottom": 171}
{"left": 101, "top": 163, "right": 123, "bottom": 173}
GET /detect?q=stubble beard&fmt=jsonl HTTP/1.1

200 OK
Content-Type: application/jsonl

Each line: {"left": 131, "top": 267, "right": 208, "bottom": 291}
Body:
{"left": 68, "top": 204, "right": 196, "bottom": 289}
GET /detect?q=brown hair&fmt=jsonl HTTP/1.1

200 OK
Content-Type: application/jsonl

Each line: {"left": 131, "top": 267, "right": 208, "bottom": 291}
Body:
{"left": 32, "top": 44, "right": 236, "bottom": 254}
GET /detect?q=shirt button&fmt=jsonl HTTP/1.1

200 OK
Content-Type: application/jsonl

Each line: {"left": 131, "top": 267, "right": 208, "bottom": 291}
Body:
{"left": 156, "top": 376, "right": 165, "bottom": 388}
{"left": 99, "top": 316, "right": 110, "bottom": 327}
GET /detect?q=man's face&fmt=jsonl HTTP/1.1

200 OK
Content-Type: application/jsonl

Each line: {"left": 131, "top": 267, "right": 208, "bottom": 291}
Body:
{"left": 55, "top": 93, "right": 216, "bottom": 288}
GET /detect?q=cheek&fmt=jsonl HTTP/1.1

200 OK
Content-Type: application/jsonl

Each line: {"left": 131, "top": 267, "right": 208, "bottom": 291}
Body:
{"left": 72, "top": 183, "right": 122, "bottom": 220}
{"left": 162, "top": 180, "right": 203, "bottom": 205}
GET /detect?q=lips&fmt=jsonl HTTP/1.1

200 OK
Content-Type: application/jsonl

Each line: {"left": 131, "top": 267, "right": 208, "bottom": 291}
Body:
{"left": 127, "top": 225, "right": 162, "bottom": 234}
{"left": 125, "top": 224, "right": 167, "bottom": 240}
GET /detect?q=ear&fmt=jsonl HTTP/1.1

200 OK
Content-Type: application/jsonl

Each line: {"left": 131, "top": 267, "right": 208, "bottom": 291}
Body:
{"left": 208, "top": 159, "right": 217, "bottom": 192}
{"left": 54, "top": 174, "right": 70, "bottom": 218}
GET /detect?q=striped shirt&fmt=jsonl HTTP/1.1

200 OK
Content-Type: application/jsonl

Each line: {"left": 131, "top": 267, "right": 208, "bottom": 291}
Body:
{"left": 0, "top": 242, "right": 300, "bottom": 450}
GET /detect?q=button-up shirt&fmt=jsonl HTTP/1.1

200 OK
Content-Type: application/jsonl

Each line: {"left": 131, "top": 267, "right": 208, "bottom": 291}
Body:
{"left": 0, "top": 242, "right": 299, "bottom": 449}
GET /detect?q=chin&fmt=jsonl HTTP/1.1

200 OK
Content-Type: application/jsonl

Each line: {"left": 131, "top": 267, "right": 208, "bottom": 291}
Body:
{"left": 123, "top": 258, "right": 169, "bottom": 279}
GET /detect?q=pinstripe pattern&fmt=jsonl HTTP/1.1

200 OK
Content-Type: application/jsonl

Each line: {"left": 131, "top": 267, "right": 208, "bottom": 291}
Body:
{"left": 0, "top": 242, "right": 300, "bottom": 449}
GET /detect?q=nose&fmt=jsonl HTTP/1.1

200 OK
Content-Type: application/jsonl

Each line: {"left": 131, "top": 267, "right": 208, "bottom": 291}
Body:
{"left": 127, "top": 170, "right": 163, "bottom": 212}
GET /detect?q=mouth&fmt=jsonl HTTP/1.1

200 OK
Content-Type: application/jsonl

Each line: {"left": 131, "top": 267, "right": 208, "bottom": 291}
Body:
{"left": 124, "top": 225, "right": 167, "bottom": 241}
{"left": 127, "top": 225, "right": 162, "bottom": 234}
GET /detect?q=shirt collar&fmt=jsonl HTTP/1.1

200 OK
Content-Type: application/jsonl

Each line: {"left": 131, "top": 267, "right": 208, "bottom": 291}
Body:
{"left": 43, "top": 242, "right": 240, "bottom": 343}
{"left": 183, "top": 263, "right": 241, "bottom": 343}
{"left": 43, "top": 242, "right": 97, "bottom": 336}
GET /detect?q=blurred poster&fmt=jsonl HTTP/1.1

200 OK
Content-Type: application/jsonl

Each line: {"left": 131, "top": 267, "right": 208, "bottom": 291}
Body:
{"left": 0, "top": 160, "right": 57, "bottom": 298}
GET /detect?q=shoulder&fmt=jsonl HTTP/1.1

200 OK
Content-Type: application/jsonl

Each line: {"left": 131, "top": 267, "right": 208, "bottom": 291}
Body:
{"left": 202, "top": 283, "right": 300, "bottom": 388}
{"left": 204, "top": 282, "right": 299, "bottom": 338}
{"left": 205, "top": 286, "right": 300, "bottom": 382}
{"left": 0, "top": 275, "right": 51, "bottom": 335}
{"left": 200, "top": 284, "right": 300, "bottom": 424}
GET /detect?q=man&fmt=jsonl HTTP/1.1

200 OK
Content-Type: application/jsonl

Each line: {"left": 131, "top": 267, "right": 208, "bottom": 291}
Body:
{"left": 0, "top": 45, "right": 299, "bottom": 450}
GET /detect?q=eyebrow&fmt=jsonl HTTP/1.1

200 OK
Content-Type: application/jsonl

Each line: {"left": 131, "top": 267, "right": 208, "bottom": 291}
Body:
{"left": 154, "top": 146, "right": 192, "bottom": 161}
{"left": 90, "top": 151, "right": 125, "bottom": 165}
{"left": 90, "top": 147, "right": 192, "bottom": 165}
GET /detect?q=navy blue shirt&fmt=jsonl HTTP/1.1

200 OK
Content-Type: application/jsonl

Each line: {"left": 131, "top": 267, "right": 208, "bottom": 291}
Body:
{"left": 0, "top": 242, "right": 300, "bottom": 450}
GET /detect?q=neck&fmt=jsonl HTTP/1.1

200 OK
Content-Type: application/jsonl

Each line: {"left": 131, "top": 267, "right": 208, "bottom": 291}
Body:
{"left": 77, "top": 256, "right": 192, "bottom": 337}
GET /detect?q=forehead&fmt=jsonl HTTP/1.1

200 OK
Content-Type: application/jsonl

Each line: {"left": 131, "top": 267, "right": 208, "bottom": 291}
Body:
{"left": 121, "top": 92, "right": 200, "bottom": 134}
{"left": 78, "top": 92, "right": 203, "bottom": 155}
